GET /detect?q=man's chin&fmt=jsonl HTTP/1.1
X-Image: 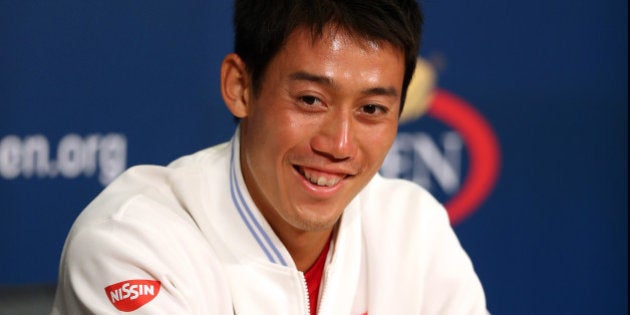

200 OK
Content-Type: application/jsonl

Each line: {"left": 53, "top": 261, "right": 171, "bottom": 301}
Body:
{"left": 291, "top": 209, "right": 342, "bottom": 232}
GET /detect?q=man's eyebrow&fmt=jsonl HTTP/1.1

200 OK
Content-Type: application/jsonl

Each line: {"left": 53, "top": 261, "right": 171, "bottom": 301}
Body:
{"left": 289, "top": 71, "right": 399, "bottom": 98}
{"left": 288, "top": 71, "right": 333, "bottom": 85}
{"left": 361, "top": 86, "right": 399, "bottom": 98}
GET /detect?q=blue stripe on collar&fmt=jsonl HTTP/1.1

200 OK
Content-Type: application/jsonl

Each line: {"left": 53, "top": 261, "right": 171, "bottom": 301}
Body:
{"left": 229, "top": 137, "right": 287, "bottom": 266}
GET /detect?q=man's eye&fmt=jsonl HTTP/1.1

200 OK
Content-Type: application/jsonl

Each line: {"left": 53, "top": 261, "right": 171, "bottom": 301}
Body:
{"left": 299, "top": 96, "right": 319, "bottom": 105}
{"left": 362, "top": 104, "right": 386, "bottom": 115}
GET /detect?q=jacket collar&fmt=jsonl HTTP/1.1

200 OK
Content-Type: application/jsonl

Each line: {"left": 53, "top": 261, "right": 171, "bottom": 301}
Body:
{"left": 228, "top": 133, "right": 290, "bottom": 266}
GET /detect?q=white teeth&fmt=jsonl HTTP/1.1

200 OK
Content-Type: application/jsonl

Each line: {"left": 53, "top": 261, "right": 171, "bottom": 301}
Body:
{"left": 317, "top": 177, "right": 329, "bottom": 186}
{"left": 302, "top": 169, "right": 341, "bottom": 187}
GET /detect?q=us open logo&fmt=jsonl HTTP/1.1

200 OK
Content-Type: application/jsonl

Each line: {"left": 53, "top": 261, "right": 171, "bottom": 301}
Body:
{"left": 381, "top": 59, "right": 501, "bottom": 225}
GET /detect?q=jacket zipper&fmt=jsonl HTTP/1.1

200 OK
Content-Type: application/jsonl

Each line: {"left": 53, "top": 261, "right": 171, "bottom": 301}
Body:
{"left": 299, "top": 271, "right": 310, "bottom": 315}
{"left": 315, "top": 264, "right": 333, "bottom": 315}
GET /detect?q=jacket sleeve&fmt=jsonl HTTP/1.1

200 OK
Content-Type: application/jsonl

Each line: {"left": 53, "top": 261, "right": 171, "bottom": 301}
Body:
{"left": 51, "top": 196, "right": 232, "bottom": 314}
{"left": 420, "top": 206, "right": 489, "bottom": 314}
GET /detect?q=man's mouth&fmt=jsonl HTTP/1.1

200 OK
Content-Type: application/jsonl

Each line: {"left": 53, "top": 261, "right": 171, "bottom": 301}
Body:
{"left": 294, "top": 166, "right": 346, "bottom": 187}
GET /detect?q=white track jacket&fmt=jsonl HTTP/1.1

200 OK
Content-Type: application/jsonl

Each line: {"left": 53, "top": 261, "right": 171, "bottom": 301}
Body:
{"left": 52, "top": 131, "right": 488, "bottom": 314}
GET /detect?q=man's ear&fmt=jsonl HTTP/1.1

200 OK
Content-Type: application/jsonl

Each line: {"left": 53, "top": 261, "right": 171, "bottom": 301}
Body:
{"left": 221, "top": 53, "right": 251, "bottom": 118}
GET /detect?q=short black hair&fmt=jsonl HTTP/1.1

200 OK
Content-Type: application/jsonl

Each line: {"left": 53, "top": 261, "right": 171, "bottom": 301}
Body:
{"left": 233, "top": 0, "right": 423, "bottom": 111}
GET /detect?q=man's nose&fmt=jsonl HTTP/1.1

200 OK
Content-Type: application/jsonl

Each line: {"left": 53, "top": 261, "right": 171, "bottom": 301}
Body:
{"left": 310, "top": 112, "right": 357, "bottom": 161}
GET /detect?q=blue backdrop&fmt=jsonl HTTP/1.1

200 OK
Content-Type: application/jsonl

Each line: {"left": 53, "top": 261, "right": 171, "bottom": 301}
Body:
{"left": 1, "top": 1, "right": 627, "bottom": 314}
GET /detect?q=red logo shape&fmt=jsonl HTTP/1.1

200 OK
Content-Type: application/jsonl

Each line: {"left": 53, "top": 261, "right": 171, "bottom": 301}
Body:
{"left": 104, "top": 279, "right": 161, "bottom": 312}
{"left": 428, "top": 89, "right": 501, "bottom": 225}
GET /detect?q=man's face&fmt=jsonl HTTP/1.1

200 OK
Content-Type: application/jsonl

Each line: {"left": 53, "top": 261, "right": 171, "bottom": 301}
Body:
{"left": 239, "top": 26, "right": 405, "bottom": 235}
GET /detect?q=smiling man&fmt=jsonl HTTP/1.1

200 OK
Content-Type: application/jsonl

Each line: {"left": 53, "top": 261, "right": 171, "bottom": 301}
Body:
{"left": 52, "top": 1, "right": 488, "bottom": 314}
{"left": 224, "top": 25, "right": 406, "bottom": 273}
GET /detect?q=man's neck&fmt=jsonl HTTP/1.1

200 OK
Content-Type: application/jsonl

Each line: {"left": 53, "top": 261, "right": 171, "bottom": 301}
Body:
{"left": 279, "top": 228, "right": 333, "bottom": 271}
